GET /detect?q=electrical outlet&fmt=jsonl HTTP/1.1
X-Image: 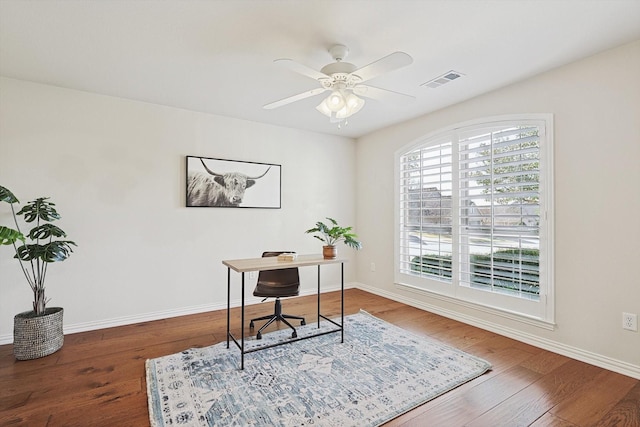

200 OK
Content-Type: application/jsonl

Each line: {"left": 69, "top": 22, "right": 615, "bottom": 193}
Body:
{"left": 370, "top": 262, "right": 376, "bottom": 272}
{"left": 622, "top": 312, "right": 637, "bottom": 331}
{"left": 249, "top": 271, "right": 257, "bottom": 279}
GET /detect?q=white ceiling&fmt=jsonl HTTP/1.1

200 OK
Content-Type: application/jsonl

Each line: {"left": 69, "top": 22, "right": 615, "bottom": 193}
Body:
{"left": 1, "top": 0, "right": 639, "bottom": 139}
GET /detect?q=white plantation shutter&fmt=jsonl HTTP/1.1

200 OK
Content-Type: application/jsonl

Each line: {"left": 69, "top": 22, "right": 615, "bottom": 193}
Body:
{"left": 398, "top": 139, "right": 453, "bottom": 280}
{"left": 458, "top": 124, "right": 541, "bottom": 300}
{"left": 396, "top": 115, "right": 553, "bottom": 324}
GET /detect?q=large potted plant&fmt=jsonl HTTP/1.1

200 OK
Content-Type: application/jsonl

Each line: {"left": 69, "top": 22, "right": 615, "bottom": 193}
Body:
{"left": 306, "top": 217, "right": 362, "bottom": 259}
{"left": 0, "top": 185, "right": 76, "bottom": 360}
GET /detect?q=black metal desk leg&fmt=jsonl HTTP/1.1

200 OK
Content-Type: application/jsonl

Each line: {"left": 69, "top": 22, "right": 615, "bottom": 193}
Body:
{"left": 317, "top": 265, "right": 321, "bottom": 328}
{"left": 227, "top": 267, "right": 230, "bottom": 349}
{"left": 241, "top": 272, "right": 245, "bottom": 370}
{"left": 341, "top": 262, "right": 344, "bottom": 343}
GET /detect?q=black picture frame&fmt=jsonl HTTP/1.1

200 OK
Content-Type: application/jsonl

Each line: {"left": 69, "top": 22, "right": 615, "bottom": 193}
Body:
{"left": 186, "top": 155, "right": 281, "bottom": 208}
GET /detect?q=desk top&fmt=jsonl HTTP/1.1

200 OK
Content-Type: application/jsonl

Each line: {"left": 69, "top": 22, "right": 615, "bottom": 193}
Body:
{"left": 222, "top": 254, "right": 346, "bottom": 273}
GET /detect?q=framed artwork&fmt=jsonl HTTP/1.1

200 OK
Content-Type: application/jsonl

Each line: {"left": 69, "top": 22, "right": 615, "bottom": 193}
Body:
{"left": 186, "top": 155, "right": 281, "bottom": 208}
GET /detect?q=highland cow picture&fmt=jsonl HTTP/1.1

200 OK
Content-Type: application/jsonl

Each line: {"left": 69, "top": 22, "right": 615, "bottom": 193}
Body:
{"left": 186, "top": 156, "right": 281, "bottom": 208}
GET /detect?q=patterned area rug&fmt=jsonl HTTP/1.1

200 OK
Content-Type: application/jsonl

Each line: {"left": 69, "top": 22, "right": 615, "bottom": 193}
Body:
{"left": 146, "top": 310, "right": 491, "bottom": 426}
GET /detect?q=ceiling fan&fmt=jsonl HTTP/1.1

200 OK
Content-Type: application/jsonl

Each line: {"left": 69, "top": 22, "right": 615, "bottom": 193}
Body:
{"left": 264, "top": 44, "right": 414, "bottom": 124}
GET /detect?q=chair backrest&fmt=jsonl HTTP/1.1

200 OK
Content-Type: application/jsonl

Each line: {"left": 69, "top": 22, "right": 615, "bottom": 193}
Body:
{"left": 254, "top": 251, "right": 300, "bottom": 296}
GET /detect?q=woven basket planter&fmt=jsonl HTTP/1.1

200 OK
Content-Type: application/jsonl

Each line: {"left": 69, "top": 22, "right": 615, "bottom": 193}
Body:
{"left": 13, "top": 307, "right": 64, "bottom": 360}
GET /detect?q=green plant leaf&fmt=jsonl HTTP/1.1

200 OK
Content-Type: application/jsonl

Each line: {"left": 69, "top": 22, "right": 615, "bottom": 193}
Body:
{"left": 28, "top": 224, "right": 67, "bottom": 240}
{"left": 16, "top": 198, "right": 60, "bottom": 223}
{"left": 15, "top": 241, "right": 76, "bottom": 262}
{"left": 14, "top": 244, "right": 41, "bottom": 261}
{"left": 0, "top": 225, "right": 24, "bottom": 245}
{"left": 0, "top": 185, "right": 19, "bottom": 204}
{"left": 306, "top": 217, "right": 361, "bottom": 250}
{"left": 42, "top": 241, "right": 76, "bottom": 262}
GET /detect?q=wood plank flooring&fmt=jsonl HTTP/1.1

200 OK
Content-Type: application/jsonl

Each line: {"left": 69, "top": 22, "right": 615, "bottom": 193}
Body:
{"left": 1, "top": 289, "right": 638, "bottom": 426}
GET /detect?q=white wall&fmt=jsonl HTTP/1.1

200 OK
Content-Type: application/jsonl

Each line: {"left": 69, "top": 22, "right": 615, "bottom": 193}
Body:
{"left": 2, "top": 40, "right": 638, "bottom": 378}
{"left": 0, "top": 77, "right": 356, "bottom": 340}
{"left": 356, "top": 40, "right": 640, "bottom": 376}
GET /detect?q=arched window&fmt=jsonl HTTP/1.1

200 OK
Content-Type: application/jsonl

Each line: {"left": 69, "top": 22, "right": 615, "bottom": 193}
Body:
{"left": 396, "top": 115, "right": 554, "bottom": 325}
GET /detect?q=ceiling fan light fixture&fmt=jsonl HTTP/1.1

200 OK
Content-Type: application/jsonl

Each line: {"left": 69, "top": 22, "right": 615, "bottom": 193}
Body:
{"left": 326, "top": 90, "right": 345, "bottom": 112}
{"left": 344, "top": 92, "right": 364, "bottom": 111}
{"left": 316, "top": 90, "right": 365, "bottom": 124}
{"left": 335, "top": 94, "right": 364, "bottom": 119}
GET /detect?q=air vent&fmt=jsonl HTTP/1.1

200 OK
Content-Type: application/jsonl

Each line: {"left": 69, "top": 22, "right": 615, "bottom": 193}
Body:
{"left": 421, "top": 70, "right": 464, "bottom": 88}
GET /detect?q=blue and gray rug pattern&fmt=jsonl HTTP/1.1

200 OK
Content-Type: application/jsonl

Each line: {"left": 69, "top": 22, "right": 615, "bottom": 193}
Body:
{"left": 146, "top": 310, "right": 491, "bottom": 426}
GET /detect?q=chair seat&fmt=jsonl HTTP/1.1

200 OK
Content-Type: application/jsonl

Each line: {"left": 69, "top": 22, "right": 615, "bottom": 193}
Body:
{"left": 254, "top": 282, "right": 299, "bottom": 298}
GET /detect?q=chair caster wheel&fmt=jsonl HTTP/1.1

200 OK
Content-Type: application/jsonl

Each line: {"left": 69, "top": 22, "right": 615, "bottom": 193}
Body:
{"left": 291, "top": 331, "right": 297, "bottom": 338}
{"left": 249, "top": 321, "right": 254, "bottom": 329}
{"left": 301, "top": 320, "right": 306, "bottom": 326}
{"left": 256, "top": 332, "right": 262, "bottom": 340}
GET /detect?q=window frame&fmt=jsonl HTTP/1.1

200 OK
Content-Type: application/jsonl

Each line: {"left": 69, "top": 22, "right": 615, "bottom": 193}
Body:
{"left": 394, "top": 114, "right": 555, "bottom": 328}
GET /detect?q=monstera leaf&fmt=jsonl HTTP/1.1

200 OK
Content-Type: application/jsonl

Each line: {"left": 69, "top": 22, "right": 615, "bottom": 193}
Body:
{"left": 16, "top": 197, "right": 60, "bottom": 223}
{"left": 15, "top": 240, "right": 76, "bottom": 262}
{"left": 0, "top": 186, "right": 23, "bottom": 246}
{"left": 0, "top": 186, "right": 19, "bottom": 204}
{"left": 28, "top": 224, "right": 67, "bottom": 240}
{"left": 0, "top": 226, "right": 24, "bottom": 246}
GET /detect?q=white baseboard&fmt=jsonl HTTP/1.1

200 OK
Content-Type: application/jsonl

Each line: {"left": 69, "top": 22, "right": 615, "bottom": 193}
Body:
{"left": 353, "top": 282, "right": 640, "bottom": 380}
{"left": 4, "top": 281, "right": 637, "bottom": 380}
{"left": 0, "top": 283, "right": 353, "bottom": 345}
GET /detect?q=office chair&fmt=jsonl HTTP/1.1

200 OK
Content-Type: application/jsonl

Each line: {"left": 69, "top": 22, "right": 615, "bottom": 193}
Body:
{"left": 249, "top": 251, "right": 306, "bottom": 339}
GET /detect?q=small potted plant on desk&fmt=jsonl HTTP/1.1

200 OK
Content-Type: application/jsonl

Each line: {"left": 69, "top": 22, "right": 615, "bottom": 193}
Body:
{"left": 306, "top": 217, "right": 362, "bottom": 259}
{"left": 0, "top": 185, "right": 76, "bottom": 360}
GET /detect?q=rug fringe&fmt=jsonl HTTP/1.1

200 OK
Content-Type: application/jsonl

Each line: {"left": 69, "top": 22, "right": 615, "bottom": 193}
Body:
{"left": 145, "top": 359, "right": 162, "bottom": 427}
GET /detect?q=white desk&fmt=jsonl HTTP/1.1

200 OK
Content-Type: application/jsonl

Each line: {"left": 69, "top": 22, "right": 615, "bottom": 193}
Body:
{"left": 222, "top": 254, "right": 346, "bottom": 369}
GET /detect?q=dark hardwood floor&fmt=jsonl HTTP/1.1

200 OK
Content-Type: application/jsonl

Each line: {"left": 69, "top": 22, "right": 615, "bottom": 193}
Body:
{"left": 1, "top": 289, "right": 638, "bottom": 426}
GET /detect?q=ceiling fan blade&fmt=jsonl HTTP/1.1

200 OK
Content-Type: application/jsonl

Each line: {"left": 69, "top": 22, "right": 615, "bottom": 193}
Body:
{"left": 353, "top": 85, "right": 415, "bottom": 104}
{"left": 352, "top": 51, "right": 413, "bottom": 82}
{"left": 275, "top": 59, "right": 330, "bottom": 81}
{"left": 263, "top": 87, "right": 328, "bottom": 110}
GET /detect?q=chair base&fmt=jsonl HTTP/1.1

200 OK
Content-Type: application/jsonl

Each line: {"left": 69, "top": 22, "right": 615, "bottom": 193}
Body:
{"left": 249, "top": 298, "right": 306, "bottom": 339}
